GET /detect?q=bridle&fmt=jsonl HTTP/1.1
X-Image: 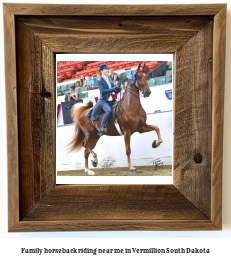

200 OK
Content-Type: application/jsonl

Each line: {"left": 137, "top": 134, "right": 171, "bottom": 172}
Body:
{"left": 123, "top": 70, "right": 150, "bottom": 99}
{"left": 136, "top": 70, "right": 149, "bottom": 92}
{"left": 117, "top": 69, "right": 150, "bottom": 115}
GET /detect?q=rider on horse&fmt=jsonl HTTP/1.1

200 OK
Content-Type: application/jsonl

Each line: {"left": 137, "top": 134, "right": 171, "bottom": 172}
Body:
{"left": 86, "top": 63, "right": 121, "bottom": 137}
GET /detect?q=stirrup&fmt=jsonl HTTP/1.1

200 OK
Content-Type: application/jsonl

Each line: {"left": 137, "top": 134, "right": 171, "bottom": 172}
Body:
{"left": 97, "top": 126, "right": 107, "bottom": 137}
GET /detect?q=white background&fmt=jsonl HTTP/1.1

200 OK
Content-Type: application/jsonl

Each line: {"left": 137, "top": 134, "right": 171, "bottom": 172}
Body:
{"left": 0, "top": 0, "right": 231, "bottom": 260}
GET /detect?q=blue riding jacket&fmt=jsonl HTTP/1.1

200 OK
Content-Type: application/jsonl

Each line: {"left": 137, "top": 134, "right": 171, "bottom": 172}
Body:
{"left": 86, "top": 76, "right": 116, "bottom": 121}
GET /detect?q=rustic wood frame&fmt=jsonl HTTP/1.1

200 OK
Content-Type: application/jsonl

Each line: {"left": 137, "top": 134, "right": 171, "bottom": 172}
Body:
{"left": 4, "top": 4, "right": 226, "bottom": 232}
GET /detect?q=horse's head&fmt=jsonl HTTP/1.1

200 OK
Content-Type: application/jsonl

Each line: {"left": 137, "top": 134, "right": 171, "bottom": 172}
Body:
{"left": 135, "top": 63, "right": 151, "bottom": 98}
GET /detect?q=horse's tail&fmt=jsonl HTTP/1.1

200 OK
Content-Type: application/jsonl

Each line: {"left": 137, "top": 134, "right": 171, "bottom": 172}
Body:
{"left": 67, "top": 100, "right": 94, "bottom": 152}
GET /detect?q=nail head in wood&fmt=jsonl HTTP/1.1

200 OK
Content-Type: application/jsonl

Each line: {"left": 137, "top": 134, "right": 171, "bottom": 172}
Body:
{"left": 194, "top": 153, "right": 203, "bottom": 164}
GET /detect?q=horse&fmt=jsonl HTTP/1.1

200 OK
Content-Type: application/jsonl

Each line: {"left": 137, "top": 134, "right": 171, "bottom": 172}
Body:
{"left": 68, "top": 63, "right": 163, "bottom": 175}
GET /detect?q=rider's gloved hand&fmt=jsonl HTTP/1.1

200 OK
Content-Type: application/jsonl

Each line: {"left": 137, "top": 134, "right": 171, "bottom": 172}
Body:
{"left": 101, "top": 86, "right": 121, "bottom": 95}
{"left": 113, "top": 86, "right": 121, "bottom": 93}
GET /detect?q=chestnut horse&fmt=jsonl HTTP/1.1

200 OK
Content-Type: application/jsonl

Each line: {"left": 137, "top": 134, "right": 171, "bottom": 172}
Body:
{"left": 68, "top": 63, "right": 163, "bottom": 175}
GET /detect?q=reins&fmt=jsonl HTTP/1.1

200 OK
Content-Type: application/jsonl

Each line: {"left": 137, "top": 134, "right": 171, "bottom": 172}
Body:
{"left": 124, "top": 84, "right": 140, "bottom": 98}
{"left": 116, "top": 83, "right": 140, "bottom": 116}
{"left": 116, "top": 89, "right": 124, "bottom": 115}
{"left": 116, "top": 68, "right": 149, "bottom": 115}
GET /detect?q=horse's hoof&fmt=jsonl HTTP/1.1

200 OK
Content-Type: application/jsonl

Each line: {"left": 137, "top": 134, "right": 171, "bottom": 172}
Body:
{"left": 91, "top": 160, "right": 98, "bottom": 168}
{"left": 130, "top": 168, "right": 137, "bottom": 174}
{"left": 88, "top": 170, "right": 95, "bottom": 176}
{"left": 152, "top": 140, "right": 157, "bottom": 148}
{"left": 88, "top": 170, "right": 96, "bottom": 175}
{"left": 85, "top": 168, "right": 96, "bottom": 175}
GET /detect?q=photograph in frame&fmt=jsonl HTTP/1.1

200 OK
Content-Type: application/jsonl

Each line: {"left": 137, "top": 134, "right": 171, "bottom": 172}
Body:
{"left": 56, "top": 54, "right": 173, "bottom": 185}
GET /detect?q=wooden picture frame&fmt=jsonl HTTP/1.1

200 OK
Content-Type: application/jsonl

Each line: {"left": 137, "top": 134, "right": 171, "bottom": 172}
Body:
{"left": 4, "top": 4, "right": 226, "bottom": 231}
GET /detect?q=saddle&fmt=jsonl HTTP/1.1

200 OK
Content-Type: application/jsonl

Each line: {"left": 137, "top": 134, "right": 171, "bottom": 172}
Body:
{"left": 99, "top": 101, "right": 118, "bottom": 126}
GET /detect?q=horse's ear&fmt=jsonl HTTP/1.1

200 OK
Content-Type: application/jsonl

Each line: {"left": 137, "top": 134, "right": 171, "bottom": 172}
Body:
{"left": 137, "top": 63, "right": 141, "bottom": 71}
{"left": 144, "top": 63, "right": 147, "bottom": 73}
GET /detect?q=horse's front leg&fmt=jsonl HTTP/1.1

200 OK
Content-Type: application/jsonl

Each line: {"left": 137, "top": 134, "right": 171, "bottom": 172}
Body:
{"left": 140, "top": 123, "right": 163, "bottom": 148}
{"left": 124, "top": 130, "right": 137, "bottom": 174}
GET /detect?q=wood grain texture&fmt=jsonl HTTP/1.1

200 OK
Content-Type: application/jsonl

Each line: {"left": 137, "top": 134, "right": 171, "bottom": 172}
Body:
{"left": 3, "top": 4, "right": 19, "bottom": 231}
{"left": 16, "top": 19, "right": 56, "bottom": 219}
{"left": 22, "top": 185, "right": 207, "bottom": 221}
{"left": 174, "top": 22, "right": 213, "bottom": 219}
{"left": 11, "top": 220, "right": 218, "bottom": 232}
{"left": 11, "top": 185, "right": 218, "bottom": 232}
{"left": 211, "top": 5, "right": 226, "bottom": 228}
{"left": 3, "top": 4, "right": 225, "bottom": 16}
{"left": 18, "top": 16, "right": 213, "bottom": 53}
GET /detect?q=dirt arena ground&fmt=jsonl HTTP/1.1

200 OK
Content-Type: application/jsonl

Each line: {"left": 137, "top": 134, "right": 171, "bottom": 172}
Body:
{"left": 57, "top": 165, "right": 172, "bottom": 176}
